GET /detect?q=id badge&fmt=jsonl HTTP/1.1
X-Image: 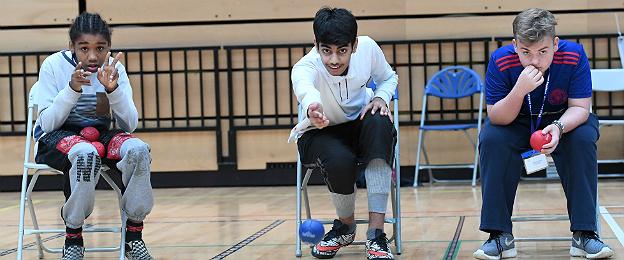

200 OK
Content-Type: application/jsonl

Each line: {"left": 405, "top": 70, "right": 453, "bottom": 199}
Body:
{"left": 521, "top": 150, "right": 548, "bottom": 175}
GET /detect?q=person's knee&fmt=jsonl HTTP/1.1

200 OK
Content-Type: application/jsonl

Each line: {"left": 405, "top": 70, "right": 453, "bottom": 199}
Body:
{"left": 68, "top": 142, "right": 101, "bottom": 183}
{"left": 320, "top": 152, "right": 357, "bottom": 194}
{"left": 120, "top": 139, "right": 152, "bottom": 172}
{"left": 362, "top": 112, "right": 393, "bottom": 131}
{"left": 564, "top": 125, "right": 598, "bottom": 149}
{"left": 123, "top": 138, "right": 150, "bottom": 157}
{"left": 68, "top": 142, "right": 98, "bottom": 159}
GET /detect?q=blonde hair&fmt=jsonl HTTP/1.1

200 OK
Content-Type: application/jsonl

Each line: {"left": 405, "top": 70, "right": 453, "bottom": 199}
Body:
{"left": 513, "top": 8, "right": 557, "bottom": 43}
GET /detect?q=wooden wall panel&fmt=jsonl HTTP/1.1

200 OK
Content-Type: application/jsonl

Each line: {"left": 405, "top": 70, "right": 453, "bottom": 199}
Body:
{"left": 0, "top": 0, "right": 76, "bottom": 26}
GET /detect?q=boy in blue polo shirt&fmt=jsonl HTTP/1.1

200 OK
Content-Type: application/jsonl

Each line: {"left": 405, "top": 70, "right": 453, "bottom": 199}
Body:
{"left": 474, "top": 8, "right": 614, "bottom": 259}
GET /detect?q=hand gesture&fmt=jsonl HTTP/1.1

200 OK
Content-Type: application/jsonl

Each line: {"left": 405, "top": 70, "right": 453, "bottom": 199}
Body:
{"left": 308, "top": 102, "right": 329, "bottom": 129}
{"left": 69, "top": 62, "right": 92, "bottom": 92}
{"left": 98, "top": 52, "right": 123, "bottom": 93}
{"left": 515, "top": 65, "right": 544, "bottom": 95}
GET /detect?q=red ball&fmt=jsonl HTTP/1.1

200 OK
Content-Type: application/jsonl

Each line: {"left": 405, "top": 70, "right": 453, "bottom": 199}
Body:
{"left": 80, "top": 127, "right": 100, "bottom": 142}
{"left": 92, "top": 142, "right": 106, "bottom": 157}
{"left": 530, "top": 130, "right": 552, "bottom": 151}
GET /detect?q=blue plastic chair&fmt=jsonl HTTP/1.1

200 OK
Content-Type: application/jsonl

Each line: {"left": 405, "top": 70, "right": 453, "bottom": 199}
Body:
{"left": 413, "top": 66, "right": 484, "bottom": 187}
{"left": 295, "top": 80, "right": 402, "bottom": 257}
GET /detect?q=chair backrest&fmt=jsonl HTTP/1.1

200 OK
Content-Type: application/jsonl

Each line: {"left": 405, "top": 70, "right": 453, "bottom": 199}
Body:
{"left": 367, "top": 79, "right": 399, "bottom": 101}
{"left": 24, "top": 82, "right": 40, "bottom": 164}
{"left": 591, "top": 69, "right": 624, "bottom": 92}
{"left": 29, "top": 81, "right": 40, "bottom": 108}
{"left": 618, "top": 36, "right": 624, "bottom": 67}
{"left": 424, "top": 66, "right": 482, "bottom": 99}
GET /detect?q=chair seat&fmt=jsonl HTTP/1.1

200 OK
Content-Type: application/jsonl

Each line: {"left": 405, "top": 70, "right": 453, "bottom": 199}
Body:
{"left": 420, "top": 124, "right": 477, "bottom": 131}
{"left": 24, "top": 162, "right": 57, "bottom": 170}
{"left": 599, "top": 120, "right": 624, "bottom": 126}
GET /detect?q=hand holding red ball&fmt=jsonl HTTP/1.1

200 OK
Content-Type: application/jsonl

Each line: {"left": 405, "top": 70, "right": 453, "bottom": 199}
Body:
{"left": 530, "top": 130, "right": 552, "bottom": 151}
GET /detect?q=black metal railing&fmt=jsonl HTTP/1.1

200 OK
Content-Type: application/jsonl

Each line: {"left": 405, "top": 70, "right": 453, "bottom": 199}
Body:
{"left": 1, "top": 34, "right": 623, "bottom": 167}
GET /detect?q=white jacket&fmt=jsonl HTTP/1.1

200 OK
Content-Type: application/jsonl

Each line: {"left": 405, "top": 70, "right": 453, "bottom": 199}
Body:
{"left": 289, "top": 36, "right": 398, "bottom": 142}
{"left": 34, "top": 50, "right": 138, "bottom": 140}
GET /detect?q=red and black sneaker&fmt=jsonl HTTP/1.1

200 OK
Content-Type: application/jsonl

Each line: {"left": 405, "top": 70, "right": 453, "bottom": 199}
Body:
{"left": 365, "top": 229, "right": 394, "bottom": 260}
{"left": 311, "top": 219, "right": 356, "bottom": 259}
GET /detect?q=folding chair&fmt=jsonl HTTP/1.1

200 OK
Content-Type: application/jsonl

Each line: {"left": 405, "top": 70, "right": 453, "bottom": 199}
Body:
{"left": 295, "top": 83, "right": 401, "bottom": 257}
{"left": 413, "top": 66, "right": 484, "bottom": 187}
{"left": 588, "top": 36, "right": 624, "bottom": 177}
{"left": 16, "top": 82, "right": 127, "bottom": 259}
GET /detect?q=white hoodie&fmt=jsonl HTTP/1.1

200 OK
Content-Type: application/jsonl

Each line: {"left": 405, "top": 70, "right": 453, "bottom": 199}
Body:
{"left": 288, "top": 36, "right": 398, "bottom": 142}
{"left": 34, "top": 50, "right": 138, "bottom": 140}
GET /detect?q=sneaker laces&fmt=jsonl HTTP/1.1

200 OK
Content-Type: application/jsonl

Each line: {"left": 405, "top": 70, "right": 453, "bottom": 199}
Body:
{"left": 582, "top": 231, "right": 603, "bottom": 248}
{"left": 323, "top": 220, "right": 349, "bottom": 242}
{"left": 486, "top": 232, "right": 504, "bottom": 258}
{"left": 322, "top": 221, "right": 346, "bottom": 242}
{"left": 371, "top": 233, "right": 389, "bottom": 252}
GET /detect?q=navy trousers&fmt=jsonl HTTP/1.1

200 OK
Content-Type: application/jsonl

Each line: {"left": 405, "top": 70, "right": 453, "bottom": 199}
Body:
{"left": 479, "top": 113, "right": 600, "bottom": 234}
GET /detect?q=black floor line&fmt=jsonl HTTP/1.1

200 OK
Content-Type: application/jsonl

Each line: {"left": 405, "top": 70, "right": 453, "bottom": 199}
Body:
{"left": 210, "top": 219, "right": 285, "bottom": 259}
{"left": 445, "top": 216, "right": 465, "bottom": 260}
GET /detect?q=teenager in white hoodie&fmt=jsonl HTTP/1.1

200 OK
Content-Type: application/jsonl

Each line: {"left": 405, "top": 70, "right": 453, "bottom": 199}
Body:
{"left": 291, "top": 7, "right": 398, "bottom": 260}
{"left": 34, "top": 12, "right": 153, "bottom": 260}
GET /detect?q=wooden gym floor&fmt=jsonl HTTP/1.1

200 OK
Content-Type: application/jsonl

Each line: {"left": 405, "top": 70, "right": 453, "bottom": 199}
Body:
{"left": 1, "top": 180, "right": 623, "bottom": 259}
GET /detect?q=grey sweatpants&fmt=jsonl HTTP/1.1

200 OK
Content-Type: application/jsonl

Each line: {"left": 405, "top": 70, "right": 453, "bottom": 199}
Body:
{"left": 63, "top": 138, "right": 153, "bottom": 229}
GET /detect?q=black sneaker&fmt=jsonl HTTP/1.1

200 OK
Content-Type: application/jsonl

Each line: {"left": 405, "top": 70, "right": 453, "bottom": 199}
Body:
{"left": 125, "top": 239, "right": 154, "bottom": 260}
{"left": 311, "top": 219, "right": 356, "bottom": 259}
{"left": 61, "top": 244, "right": 84, "bottom": 260}
{"left": 365, "top": 229, "right": 394, "bottom": 260}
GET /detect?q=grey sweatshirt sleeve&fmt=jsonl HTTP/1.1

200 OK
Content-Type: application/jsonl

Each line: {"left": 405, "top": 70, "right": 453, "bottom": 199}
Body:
{"left": 37, "top": 59, "right": 81, "bottom": 134}
{"left": 107, "top": 63, "right": 138, "bottom": 133}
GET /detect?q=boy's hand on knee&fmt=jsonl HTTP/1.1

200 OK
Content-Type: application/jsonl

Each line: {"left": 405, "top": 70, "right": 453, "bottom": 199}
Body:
{"left": 540, "top": 124, "right": 560, "bottom": 154}
{"left": 308, "top": 102, "right": 329, "bottom": 128}
{"left": 360, "top": 97, "right": 392, "bottom": 122}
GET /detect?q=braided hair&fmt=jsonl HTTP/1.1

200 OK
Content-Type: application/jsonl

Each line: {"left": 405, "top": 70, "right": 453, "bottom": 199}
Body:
{"left": 69, "top": 12, "right": 111, "bottom": 44}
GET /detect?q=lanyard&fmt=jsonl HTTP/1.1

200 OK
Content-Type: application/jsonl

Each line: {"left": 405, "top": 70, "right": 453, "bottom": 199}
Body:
{"left": 526, "top": 74, "right": 550, "bottom": 133}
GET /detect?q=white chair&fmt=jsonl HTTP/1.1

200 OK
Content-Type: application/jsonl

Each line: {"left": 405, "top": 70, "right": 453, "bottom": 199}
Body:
{"left": 295, "top": 84, "right": 402, "bottom": 257}
{"left": 16, "top": 82, "right": 127, "bottom": 259}
{"left": 588, "top": 36, "right": 624, "bottom": 177}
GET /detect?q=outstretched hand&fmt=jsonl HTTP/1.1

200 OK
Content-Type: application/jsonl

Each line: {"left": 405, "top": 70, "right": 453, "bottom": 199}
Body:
{"left": 308, "top": 102, "right": 329, "bottom": 129}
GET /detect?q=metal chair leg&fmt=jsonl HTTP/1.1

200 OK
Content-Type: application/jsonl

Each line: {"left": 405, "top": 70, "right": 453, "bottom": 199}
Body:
{"left": 295, "top": 155, "right": 303, "bottom": 257}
